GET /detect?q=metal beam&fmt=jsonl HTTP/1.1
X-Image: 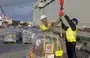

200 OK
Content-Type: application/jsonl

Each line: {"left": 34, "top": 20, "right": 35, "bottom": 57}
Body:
{"left": 40, "top": 0, "right": 55, "bottom": 9}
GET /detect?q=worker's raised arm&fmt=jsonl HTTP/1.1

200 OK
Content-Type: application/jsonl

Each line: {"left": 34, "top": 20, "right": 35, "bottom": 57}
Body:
{"left": 52, "top": 16, "right": 68, "bottom": 31}
{"left": 51, "top": 17, "right": 61, "bottom": 26}
{"left": 60, "top": 18, "right": 68, "bottom": 31}
{"left": 64, "top": 15, "right": 76, "bottom": 31}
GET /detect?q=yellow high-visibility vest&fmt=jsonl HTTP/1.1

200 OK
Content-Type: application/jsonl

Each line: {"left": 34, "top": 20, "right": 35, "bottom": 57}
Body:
{"left": 39, "top": 24, "right": 49, "bottom": 31}
{"left": 66, "top": 27, "right": 77, "bottom": 42}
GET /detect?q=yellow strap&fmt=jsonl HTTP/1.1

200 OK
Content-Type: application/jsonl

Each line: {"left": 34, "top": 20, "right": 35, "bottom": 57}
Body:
{"left": 55, "top": 50, "right": 63, "bottom": 56}
{"left": 55, "top": 35, "right": 63, "bottom": 57}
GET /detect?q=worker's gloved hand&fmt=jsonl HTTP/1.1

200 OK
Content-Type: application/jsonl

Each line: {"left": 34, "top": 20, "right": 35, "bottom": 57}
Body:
{"left": 60, "top": 19, "right": 62, "bottom": 21}
{"left": 51, "top": 22, "right": 56, "bottom": 27}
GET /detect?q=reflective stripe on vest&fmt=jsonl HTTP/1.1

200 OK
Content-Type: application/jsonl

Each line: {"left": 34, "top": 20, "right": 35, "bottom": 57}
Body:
{"left": 39, "top": 24, "right": 48, "bottom": 31}
{"left": 66, "top": 27, "right": 77, "bottom": 42}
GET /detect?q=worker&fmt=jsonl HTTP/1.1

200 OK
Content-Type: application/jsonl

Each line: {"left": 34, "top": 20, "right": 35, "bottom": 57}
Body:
{"left": 39, "top": 15, "right": 49, "bottom": 32}
{"left": 60, "top": 13, "right": 78, "bottom": 58}
{"left": 39, "top": 15, "right": 55, "bottom": 32}
{"left": 39, "top": 15, "right": 60, "bottom": 32}
{"left": 39, "top": 15, "right": 64, "bottom": 57}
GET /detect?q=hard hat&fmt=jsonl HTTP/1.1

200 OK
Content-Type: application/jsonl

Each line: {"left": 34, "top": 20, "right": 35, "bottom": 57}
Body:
{"left": 72, "top": 18, "right": 78, "bottom": 25}
{"left": 40, "top": 15, "right": 47, "bottom": 20}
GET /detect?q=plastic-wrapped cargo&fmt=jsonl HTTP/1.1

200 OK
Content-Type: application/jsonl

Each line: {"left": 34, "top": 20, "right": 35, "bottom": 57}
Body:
{"left": 4, "top": 28, "right": 17, "bottom": 43}
{"left": 15, "top": 28, "right": 22, "bottom": 43}
{"left": 22, "top": 29, "right": 32, "bottom": 44}
{"left": 22, "top": 26, "right": 42, "bottom": 44}
{"left": 26, "top": 32, "right": 64, "bottom": 58}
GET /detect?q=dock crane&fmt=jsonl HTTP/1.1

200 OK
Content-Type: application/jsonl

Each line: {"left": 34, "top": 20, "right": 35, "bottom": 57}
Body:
{"left": 0, "top": 5, "right": 8, "bottom": 27}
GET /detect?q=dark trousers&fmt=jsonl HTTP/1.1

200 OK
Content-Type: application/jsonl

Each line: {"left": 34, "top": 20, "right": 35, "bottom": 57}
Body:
{"left": 66, "top": 42, "right": 77, "bottom": 58}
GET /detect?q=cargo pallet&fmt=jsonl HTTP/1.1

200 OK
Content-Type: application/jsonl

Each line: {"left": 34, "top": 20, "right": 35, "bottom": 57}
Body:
{"left": 23, "top": 42, "right": 32, "bottom": 44}
{"left": 4, "top": 41, "right": 16, "bottom": 44}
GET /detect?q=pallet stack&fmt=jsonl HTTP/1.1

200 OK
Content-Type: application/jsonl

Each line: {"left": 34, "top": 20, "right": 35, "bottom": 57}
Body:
{"left": 22, "top": 27, "right": 43, "bottom": 44}
{"left": 4, "top": 28, "right": 17, "bottom": 43}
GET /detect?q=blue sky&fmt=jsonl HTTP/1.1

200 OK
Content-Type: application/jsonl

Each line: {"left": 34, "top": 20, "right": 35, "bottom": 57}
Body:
{"left": 0, "top": 0, "right": 35, "bottom": 21}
